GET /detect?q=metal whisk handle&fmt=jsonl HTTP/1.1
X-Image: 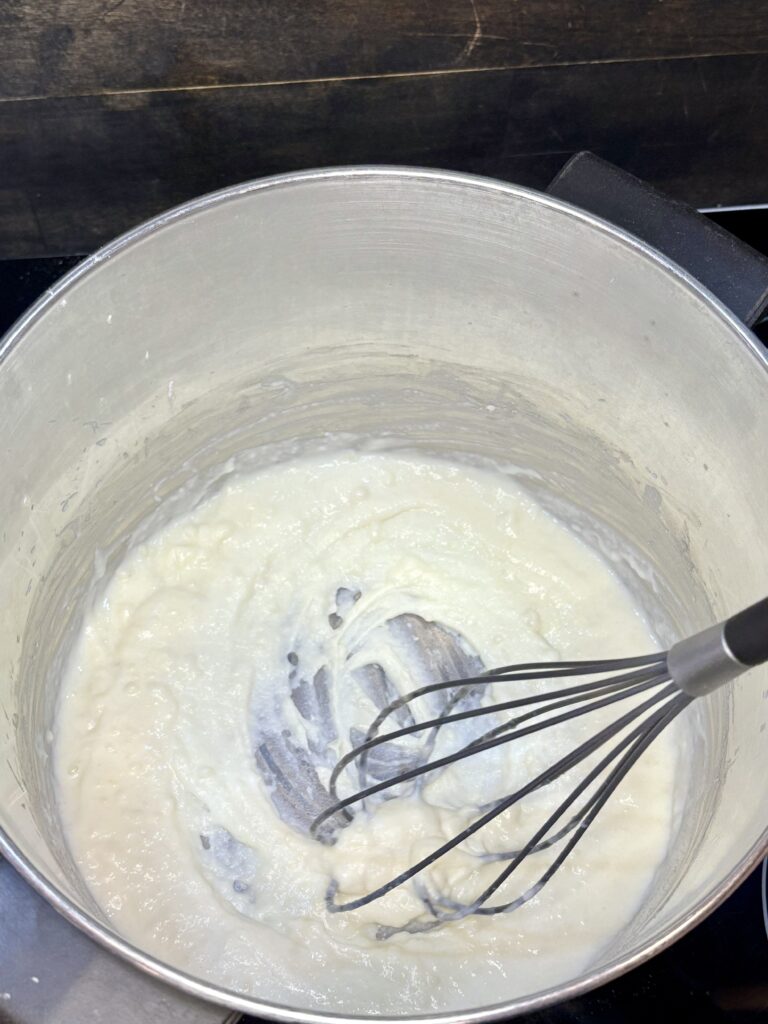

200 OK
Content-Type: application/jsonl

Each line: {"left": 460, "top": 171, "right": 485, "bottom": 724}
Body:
{"left": 668, "top": 596, "right": 768, "bottom": 698}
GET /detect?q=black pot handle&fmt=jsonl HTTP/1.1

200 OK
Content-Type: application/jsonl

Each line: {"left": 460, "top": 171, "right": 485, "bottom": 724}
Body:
{"left": 547, "top": 152, "right": 768, "bottom": 328}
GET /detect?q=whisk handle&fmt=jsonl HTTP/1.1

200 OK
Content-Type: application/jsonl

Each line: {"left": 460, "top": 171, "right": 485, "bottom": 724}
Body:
{"left": 724, "top": 597, "right": 768, "bottom": 668}
{"left": 668, "top": 597, "right": 768, "bottom": 697}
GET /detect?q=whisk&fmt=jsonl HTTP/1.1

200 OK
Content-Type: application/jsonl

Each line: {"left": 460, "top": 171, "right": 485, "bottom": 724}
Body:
{"left": 310, "top": 597, "right": 768, "bottom": 933}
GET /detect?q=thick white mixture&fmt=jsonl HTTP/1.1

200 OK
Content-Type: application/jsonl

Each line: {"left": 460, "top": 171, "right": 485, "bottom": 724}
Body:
{"left": 55, "top": 453, "right": 676, "bottom": 1013}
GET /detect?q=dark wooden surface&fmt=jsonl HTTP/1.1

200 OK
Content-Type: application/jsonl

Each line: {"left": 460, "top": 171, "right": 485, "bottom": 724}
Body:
{"left": 1, "top": 1, "right": 768, "bottom": 258}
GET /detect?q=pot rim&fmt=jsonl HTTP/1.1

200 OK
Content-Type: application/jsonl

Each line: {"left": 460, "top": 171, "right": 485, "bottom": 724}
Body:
{"left": 1, "top": 164, "right": 767, "bottom": 1022}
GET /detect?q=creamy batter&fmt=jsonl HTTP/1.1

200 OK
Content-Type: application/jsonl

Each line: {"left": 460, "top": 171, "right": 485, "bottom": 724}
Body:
{"left": 55, "top": 452, "right": 676, "bottom": 1013}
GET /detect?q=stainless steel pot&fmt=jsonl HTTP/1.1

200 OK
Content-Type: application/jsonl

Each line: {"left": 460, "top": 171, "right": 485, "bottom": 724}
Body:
{"left": 1, "top": 163, "right": 767, "bottom": 1022}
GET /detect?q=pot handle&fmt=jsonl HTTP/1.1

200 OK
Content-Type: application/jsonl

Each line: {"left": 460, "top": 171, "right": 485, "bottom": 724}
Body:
{"left": 547, "top": 152, "right": 768, "bottom": 328}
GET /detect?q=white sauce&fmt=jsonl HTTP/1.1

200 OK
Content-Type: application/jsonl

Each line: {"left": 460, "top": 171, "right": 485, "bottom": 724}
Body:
{"left": 55, "top": 452, "right": 676, "bottom": 1013}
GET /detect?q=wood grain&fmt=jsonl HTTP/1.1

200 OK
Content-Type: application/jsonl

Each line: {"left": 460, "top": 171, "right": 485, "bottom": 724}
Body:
{"left": 2, "top": 52, "right": 767, "bottom": 258}
{"left": 2, "top": 0, "right": 768, "bottom": 100}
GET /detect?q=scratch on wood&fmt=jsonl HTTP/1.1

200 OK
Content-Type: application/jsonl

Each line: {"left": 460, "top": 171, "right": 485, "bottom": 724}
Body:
{"left": 548, "top": 124, "right": 565, "bottom": 144}
{"left": 406, "top": 31, "right": 509, "bottom": 42}
{"left": 456, "top": 0, "right": 483, "bottom": 64}
{"left": 0, "top": 50, "right": 765, "bottom": 106}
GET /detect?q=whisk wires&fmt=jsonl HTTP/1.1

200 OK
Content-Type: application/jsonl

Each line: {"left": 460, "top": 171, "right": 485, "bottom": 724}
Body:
{"left": 310, "top": 654, "right": 690, "bottom": 929}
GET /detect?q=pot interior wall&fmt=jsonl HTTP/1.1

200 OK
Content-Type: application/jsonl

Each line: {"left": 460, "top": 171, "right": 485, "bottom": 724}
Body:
{"left": 0, "top": 171, "right": 766, "bottom": 1005}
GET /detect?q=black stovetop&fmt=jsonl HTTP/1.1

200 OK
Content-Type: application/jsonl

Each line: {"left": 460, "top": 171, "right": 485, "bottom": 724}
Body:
{"left": 1, "top": 208, "right": 766, "bottom": 1023}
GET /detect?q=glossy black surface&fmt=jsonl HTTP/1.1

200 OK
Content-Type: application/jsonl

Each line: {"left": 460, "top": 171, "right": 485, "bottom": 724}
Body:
{"left": 0, "top": 209, "right": 765, "bottom": 1022}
